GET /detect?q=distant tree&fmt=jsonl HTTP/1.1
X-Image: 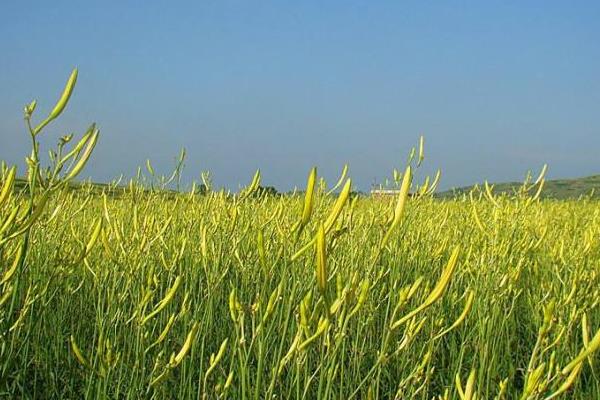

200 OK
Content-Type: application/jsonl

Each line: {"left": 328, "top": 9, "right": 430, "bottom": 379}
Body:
{"left": 254, "top": 185, "right": 279, "bottom": 197}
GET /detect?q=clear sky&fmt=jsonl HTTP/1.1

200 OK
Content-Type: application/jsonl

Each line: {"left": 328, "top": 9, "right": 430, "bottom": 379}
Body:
{"left": 1, "top": 1, "right": 599, "bottom": 191}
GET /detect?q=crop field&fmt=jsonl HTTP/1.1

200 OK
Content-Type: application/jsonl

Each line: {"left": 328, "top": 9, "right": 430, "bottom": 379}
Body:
{"left": 1, "top": 72, "right": 599, "bottom": 399}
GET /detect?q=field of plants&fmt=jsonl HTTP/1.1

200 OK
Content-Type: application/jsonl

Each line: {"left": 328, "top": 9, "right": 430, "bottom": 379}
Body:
{"left": 1, "top": 71, "right": 599, "bottom": 399}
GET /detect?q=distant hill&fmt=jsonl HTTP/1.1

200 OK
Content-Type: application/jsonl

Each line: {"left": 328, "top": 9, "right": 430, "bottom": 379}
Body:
{"left": 437, "top": 175, "right": 600, "bottom": 200}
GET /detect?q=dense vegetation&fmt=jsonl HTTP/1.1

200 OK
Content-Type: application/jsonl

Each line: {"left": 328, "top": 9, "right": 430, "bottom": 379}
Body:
{"left": 1, "top": 71, "right": 599, "bottom": 399}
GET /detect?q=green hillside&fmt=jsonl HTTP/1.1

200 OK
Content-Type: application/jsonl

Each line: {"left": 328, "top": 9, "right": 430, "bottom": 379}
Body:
{"left": 438, "top": 175, "right": 600, "bottom": 199}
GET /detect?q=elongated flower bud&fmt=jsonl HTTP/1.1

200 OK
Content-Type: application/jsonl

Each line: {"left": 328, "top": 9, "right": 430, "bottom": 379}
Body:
{"left": 0, "top": 166, "right": 16, "bottom": 208}
{"left": 316, "top": 224, "right": 327, "bottom": 295}
{"left": 34, "top": 69, "right": 78, "bottom": 135}
{"left": 381, "top": 165, "right": 412, "bottom": 248}
{"left": 300, "top": 167, "right": 317, "bottom": 228}
{"left": 49, "top": 68, "right": 78, "bottom": 121}
{"left": 170, "top": 321, "right": 199, "bottom": 367}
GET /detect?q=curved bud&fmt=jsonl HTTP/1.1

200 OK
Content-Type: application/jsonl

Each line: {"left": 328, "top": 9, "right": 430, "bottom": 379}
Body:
{"left": 34, "top": 69, "right": 78, "bottom": 135}
{"left": 49, "top": 69, "right": 78, "bottom": 121}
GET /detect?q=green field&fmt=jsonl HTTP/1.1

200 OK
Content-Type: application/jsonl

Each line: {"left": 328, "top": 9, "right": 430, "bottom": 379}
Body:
{"left": 1, "top": 71, "right": 599, "bottom": 399}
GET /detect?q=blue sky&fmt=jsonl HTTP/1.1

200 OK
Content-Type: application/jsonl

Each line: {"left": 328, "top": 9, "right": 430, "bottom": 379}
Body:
{"left": 1, "top": 1, "right": 599, "bottom": 191}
